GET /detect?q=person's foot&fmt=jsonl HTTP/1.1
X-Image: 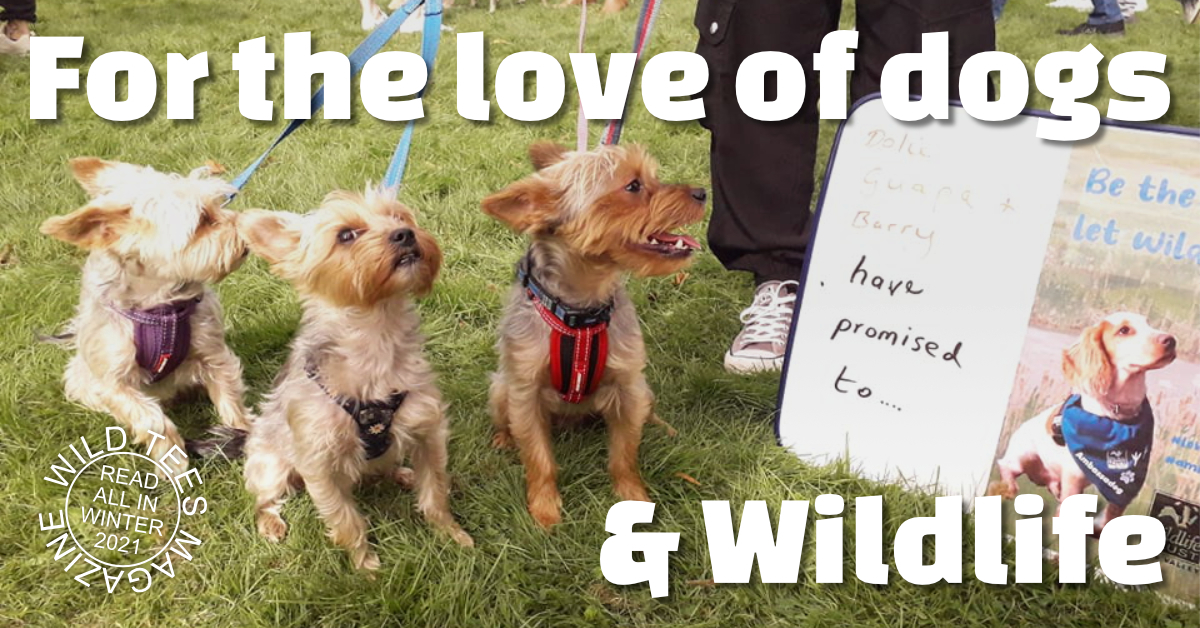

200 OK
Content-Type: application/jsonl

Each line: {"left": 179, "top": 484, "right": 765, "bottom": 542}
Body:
{"left": 1057, "top": 21, "right": 1125, "bottom": 36}
{"left": 724, "top": 280, "right": 799, "bottom": 374}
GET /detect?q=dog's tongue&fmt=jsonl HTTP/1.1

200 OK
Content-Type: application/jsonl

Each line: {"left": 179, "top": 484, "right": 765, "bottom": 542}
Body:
{"left": 649, "top": 232, "right": 701, "bottom": 249}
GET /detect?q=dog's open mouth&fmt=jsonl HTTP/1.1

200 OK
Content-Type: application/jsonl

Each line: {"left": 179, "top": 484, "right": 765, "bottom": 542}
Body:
{"left": 393, "top": 251, "right": 422, "bottom": 269}
{"left": 638, "top": 232, "right": 701, "bottom": 258}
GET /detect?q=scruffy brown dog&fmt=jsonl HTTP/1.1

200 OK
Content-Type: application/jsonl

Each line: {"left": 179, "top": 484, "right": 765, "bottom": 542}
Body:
{"left": 40, "top": 159, "right": 253, "bottom": 476}
{"left": 238, "top": 188, "right": 472, "bottom": 572}
{"left": 483, "top": 142, "right": 706, "bottom": 528}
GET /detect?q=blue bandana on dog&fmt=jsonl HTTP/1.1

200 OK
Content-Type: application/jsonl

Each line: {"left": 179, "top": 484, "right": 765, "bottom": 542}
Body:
{"left": 1060, "top": 394, "right": 1154, "bottom": 507}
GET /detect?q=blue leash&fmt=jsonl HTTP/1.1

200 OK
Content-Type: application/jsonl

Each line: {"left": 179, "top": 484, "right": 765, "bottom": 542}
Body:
{"left": 226, "top": 0, "right": 443, "bottom": 201}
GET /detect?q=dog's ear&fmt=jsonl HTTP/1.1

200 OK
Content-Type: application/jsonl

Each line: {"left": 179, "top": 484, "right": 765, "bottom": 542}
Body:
{"left": 40, "top": 203, "right": 132, "bottom": 250}
{"left": 238, "top": 210, "right": 302, "bottom": 265}
{"left": 1063, "top": 322, "right": 1113, "bottom": 396}
{"left": 481, "top": 177, "right": 559, "bottom": 234}
{"left": 529, "top": 142, "right": 569, "bottom": 171}
{"left": 70, "top": 157, "right": 136, "bottom": 198}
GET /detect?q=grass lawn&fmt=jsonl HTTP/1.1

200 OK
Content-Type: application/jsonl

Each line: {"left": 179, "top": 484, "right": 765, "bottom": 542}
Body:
{"left": 1, "top": 1, "right": 1197, "bottom": 626}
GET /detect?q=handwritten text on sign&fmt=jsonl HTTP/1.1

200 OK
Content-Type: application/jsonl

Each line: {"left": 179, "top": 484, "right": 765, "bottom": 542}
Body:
{"left": 778, "top": 100, "right": 1076, "bottom": 497}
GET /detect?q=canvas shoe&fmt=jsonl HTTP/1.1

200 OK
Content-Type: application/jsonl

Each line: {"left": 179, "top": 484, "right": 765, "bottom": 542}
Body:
{"left": 1185, "top": 0, "right": 1199, "bottom": 25}
{"left": 0, "top": 31, "right": 30, "bottom": 56}
{"left": 724, "top": 280, "right": 799, "bottom": 374}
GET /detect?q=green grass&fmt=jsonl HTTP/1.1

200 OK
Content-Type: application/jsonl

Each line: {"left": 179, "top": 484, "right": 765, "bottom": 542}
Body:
{"left": 1, "top": 1, "right": 1198, "bottom": 626}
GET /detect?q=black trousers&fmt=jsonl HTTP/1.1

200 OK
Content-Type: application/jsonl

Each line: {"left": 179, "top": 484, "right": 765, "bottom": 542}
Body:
{"left": 695, "top": 0, "right": 995, "bottom": 284}
{"left": 1, "top": 0, "right": 36, "bottom": 22}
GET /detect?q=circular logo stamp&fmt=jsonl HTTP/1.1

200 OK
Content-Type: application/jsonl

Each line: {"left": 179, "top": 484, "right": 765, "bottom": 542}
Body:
{"left": 38, "top": 427, "right": 208, "bottom": 592}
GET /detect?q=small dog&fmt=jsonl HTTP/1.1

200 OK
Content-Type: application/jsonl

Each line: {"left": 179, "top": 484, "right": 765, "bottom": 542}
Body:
{"left": 483, "top": 142, "right": 705, "bottom": 528}
{"left": 238, "top": 188, "right": 472, "bottom": 571}
{"left": 991, "top": 312, "right": 1177, "bottom": 532}
{"left": 40, "top": 158, "right": 253, "bottom": 475}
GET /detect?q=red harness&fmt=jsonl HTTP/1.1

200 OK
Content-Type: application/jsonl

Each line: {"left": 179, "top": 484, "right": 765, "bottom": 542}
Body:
{"left": 518, "top": 254, "right": 612, "bottom": 404}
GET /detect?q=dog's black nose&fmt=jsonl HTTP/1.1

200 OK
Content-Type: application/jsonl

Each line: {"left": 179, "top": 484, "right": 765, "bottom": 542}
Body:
{"left": 1160, "top": 334, "right": 1177, "bottom": 350}
{"left": 390, "top": 228, "right": 415, "bottom": 247}
{"left": 691, "top": 188, "right": 707, "bottom": 203}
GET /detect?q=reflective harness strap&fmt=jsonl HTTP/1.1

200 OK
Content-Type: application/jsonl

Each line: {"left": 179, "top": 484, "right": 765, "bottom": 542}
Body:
{"left": 517, "top": 253, "right": 612, "bottom": 403}
{"left": 530, "top": 294, "right": 609, "bottom": 404}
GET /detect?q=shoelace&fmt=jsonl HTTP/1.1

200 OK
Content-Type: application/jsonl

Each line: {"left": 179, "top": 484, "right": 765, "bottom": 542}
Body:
{"left": 738, "top": 281, "right": 799, "bottom": 344}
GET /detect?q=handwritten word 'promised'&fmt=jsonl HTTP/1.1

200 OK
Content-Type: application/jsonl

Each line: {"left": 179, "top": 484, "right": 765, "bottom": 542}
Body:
{"left": 28, "top": 32, "right": 1169, "bottom": 140}
{"left": 600, "top": 497, "right": 1167, "bottom": 598}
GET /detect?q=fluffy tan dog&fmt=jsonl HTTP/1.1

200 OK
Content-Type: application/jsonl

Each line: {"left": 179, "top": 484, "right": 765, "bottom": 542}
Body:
{"left": 40, "top": 159, "right": 253, "bottom": 475}
{"left": 238, "top": 188, "right": 472, "bottom": 572}
{"left": 483, "top": 142, "right": 706, "bottom": 528}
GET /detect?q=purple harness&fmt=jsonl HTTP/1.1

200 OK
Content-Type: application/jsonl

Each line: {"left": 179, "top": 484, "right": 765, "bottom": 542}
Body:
{"left": 114, "top": 297, "right": 201, "bottom": 383}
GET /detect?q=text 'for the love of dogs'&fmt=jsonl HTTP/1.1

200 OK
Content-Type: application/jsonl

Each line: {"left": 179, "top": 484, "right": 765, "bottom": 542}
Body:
{"left": 600, "top": 499, "right": 1169, "bottom": 598}
{"left": 27, "top": 32, "right": 1173, "bottom": 140}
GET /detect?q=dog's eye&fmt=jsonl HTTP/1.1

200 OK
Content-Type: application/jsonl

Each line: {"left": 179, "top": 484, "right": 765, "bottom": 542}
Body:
{"left": 625, "top": 179, "right": 642, "bottom": 193}
{"left": 1118, "top": 325, "right": 1132, "bottom": 335}
{"left": 337, "top": 228, "right": 360, "bottom": 244}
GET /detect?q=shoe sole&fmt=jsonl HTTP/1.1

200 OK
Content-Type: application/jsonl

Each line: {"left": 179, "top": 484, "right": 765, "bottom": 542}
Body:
{"left": 724, "top": 352, "right": 785, "bottom": 375}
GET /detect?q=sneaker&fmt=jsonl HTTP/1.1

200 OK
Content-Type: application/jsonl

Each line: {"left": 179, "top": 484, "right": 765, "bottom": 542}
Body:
{"left": 724, "top": 280, "right": 799, "bottom": 374}
{"left": 0, "top": 33, "right": 29, "bottom": 55}
{"left": 1057, "top": 21, "right": 1125, "bottom": 36}
{"left": 1185, "top": 0, "right": 1199, "bottom": 25}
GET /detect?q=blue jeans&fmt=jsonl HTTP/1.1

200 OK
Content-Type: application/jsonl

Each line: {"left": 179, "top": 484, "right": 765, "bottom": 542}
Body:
{"left": 1088, "top": 0, "right": 1123, "bottom": 24}
{"left": 993, "top": 0, "right": 1006, "bottom": 21}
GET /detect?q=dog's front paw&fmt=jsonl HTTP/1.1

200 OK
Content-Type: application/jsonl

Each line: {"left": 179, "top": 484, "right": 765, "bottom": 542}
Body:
{"left": 528, "top": 491, "right": 562, "bottom": 529}
{"left": 446, "top": 525, "right": 475, "bottom": 548}
{"left": 149, "top": 431, "right": 190, "bottom": 480}
{"left": 491, "top": 429, "right": 515, "bottom": 450}
{"left": 227, "top": 408, "right": 256, "bottom": 431}
{"left": 615, "top": 480, "right": 649, "bottom": 503}
{"left": 392, "top": 467, "right": 415, "bottom": 489}
{"left": 352, "top": 548, "right": 382, "bottom": 572}
{"left": 256, "top": 512, "right": 288, "bottom": 542}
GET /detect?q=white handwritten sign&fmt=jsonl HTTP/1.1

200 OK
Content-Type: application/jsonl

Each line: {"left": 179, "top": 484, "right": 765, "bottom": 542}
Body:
{"left": 778, "top": 98, "right": 1079, "bottom": 498}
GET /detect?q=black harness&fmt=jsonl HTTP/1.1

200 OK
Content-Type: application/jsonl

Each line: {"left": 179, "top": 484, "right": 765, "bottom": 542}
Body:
{"left": 305, "top": 357, "right": 407, "bottom": 460}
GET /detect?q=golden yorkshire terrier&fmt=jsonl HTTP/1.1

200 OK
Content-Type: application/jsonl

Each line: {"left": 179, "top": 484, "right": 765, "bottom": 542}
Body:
{"left": 40, "top": 159, "right": 254, "bottom": 476}
{"left": 482, "top": 142, "right": 706, "bottom": 528}
{"left": 236, "top": 188, "right": 472, "bottom": 572}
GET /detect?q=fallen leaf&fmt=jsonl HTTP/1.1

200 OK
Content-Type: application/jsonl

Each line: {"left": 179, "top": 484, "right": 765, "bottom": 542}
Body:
{"left": 674, "top": 271, "right": 690, "bottom": 286}
{"left": 674, "top": 472, "right": 701, "bottom": 487}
